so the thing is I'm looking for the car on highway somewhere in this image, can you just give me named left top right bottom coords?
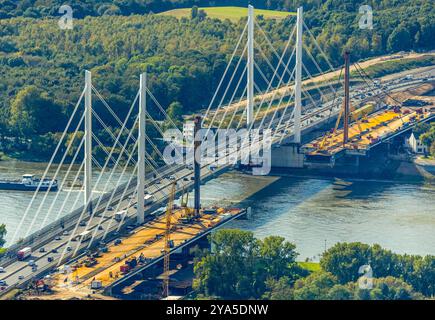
left=18, top=275, right=24, bottom=280
left=169, top=175, right=176, bottom=181
left=39, top=247, right=46, bottom=253
left=51, top=249, right=58, bottom=254
left=28, top=260, right=35, bottom=266
left=63, top=230, right=70, bottom=236
left=114, top=239, right=122, bottom=245
left=107, top=206, right=114, bottom=211
left=55, top=236, right=61, bottom=240
left=0, top=267, right=5, bottom=273
left=0, top=280, right=7, bottom=286
left=66, top=246, right=72, bottom=252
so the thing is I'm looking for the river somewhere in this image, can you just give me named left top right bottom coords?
left=1, top=160, right=434, bottom=260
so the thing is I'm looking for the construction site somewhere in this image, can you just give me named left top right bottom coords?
left=298, top=52, right=435, bottom=177
left=10, top=114, right=248, bottom=301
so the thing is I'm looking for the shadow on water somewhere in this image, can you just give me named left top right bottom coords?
left=224, top=173, right=435, bottom=260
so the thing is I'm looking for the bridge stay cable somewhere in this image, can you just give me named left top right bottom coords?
left=201, top=22, right=248, bottom=125
left=55, top=89, right=142, bottom=259
left=11, top=88, right=86, bottom=244
left=23, top=111, right=86, bottom=237
left=41, top=137, right=85, bottom=228
left=206, top=43, right=248, bottom=132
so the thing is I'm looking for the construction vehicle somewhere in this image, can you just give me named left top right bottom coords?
left=84, top=257, right=97, bottom=268
left=162, top=182, right=176, bottom=298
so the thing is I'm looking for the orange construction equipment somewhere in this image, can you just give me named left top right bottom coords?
left=162, top=181, right=176, bottom=298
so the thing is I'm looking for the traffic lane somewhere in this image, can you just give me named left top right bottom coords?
left=1, top=163, right=188, bottom=279
left=0, top=166, right=192, bottom=286
left=0, top=162, right=187, bottom=269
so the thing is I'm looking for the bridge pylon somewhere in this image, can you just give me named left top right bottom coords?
left=293, top=6, right=303, bottom=144
left=84, top=70, right=93, bottom=214
left=137, top=73, right=147, bottom=224
left=246, top=4, right=255, bottom=127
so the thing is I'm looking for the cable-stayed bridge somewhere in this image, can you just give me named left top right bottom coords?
left=1, top=6, right=432, bottom=295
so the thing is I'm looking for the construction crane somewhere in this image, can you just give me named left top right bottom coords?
left=162, top=181, right=176, bottom=298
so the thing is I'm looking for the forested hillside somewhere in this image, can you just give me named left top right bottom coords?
left=0, top=0, right=434, bottom=161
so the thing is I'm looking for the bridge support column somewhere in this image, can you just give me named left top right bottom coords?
left=137, top=73, right=146, bottom=224
left=84, top=70, right=92, bottom=214
left=271, top=143, right=304, bottom=168
left=247, top=4, right=254, bottom=127
left=294, top=7, right=303, bottom=144
left=194, top=115, right=202, bottom=216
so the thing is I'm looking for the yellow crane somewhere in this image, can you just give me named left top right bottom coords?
left=162, top=181, right=176, bottom=298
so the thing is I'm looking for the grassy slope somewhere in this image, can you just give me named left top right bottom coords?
left=159, top=6, right=294, bottom=22
left=298, top=261, right=321, bottom=273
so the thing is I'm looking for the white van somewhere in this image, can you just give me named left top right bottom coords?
left=144, top=194, right=155, bottom=206
left=115, top=210, right=127, bottom=222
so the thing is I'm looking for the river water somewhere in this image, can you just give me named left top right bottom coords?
left=1, top=160, right=434, bottom=260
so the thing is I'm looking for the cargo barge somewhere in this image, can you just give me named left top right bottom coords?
left=0, top=174, right=58, bottom=191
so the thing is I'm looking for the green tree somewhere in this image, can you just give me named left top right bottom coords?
left=409, top=256, right=435, bottom=297
left=293, top=271, right=338, bottom=300
left=259, top=235, right=306, bottom=282
left=327, top=284, right=354, bottom=300
left=193, top=229, right=261, bottom=299
left=387, top=25, right=412, bottom=52
left=193, top=230, right=305, bottom=299
left=167, top=101, right=184, bottom=126
left=320, top=242, right=371, bottom=284
left=0, top=223, right=6, bottom=248
left=262, top=276, right=294, bottom=300
left=363, top=277, right=423, bottom=300
left=9, top=86, right=65, bottom=137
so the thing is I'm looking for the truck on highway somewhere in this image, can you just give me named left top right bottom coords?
left=115, top=210, right=127, bottom=222
left=76, top=230, right=92, bottom=242
left=17, top=247, right=32, bottom=260
left=144, top=194, right=155, bottom=205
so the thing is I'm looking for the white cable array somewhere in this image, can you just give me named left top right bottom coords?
left=40, top=136, right=85, bottom=228
left=201, top=22, right=248, bottom=125
left=206, top=43, right=248, bottom=132
left=24, top=112, right=85, bottom=237
left=11, top=88, right=86, bottom=244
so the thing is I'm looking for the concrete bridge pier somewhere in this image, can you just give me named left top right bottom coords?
left=271, top=142, right=304, bottom=168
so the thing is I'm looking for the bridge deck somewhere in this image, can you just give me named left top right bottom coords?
left=302, top=107, right=433, bottom=158
left=49, top=208, right=242, bottom=294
